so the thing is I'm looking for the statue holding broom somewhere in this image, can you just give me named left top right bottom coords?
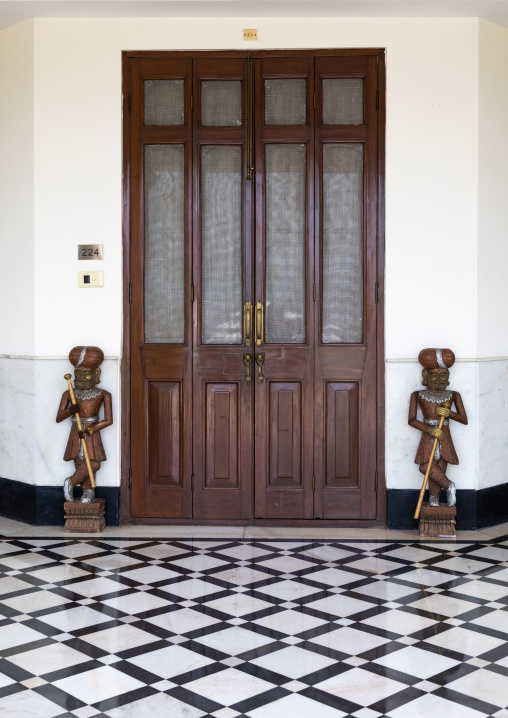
left=410, top=349, right=468, bottom=520
left=56, top=346, right=113, bottom=504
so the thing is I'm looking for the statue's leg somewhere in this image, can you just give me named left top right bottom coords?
left=70, top=459, right=100, bottom=487
left=419, top=460, right=450, bottom=506
left=81, top=462, right=100, bottom=503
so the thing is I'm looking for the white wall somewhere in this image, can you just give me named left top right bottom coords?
left=478, top=20, right=508, bottom=359
left=2, top=15, right=502, bottom=498
left=0, top=22, right=36, bottom=484
left=0, top=20, right=35, bottom=356
left=32, top=17, right=480, bottom=360
left=476, top=20, right=508, bottom=489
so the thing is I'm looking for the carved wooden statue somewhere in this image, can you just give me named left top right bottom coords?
left=56, top=346, right=113, bottom=503
left=409, top=348, right=468, bottom=510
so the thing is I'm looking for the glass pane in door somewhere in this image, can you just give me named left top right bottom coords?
left=265, top=144, right=306, bottom=344
left=265, top=79, right=306, bottom=125
left=322, top=79, right=363, bottom=125
left=322, top=143, right=363, bottom=343
left=201, top=145, right=242, bottom=344
left=201, top=81, right=242, bottom=126
left=144, top=145, right=185, bottom=343
left=144, top=80, right=185, bottom=125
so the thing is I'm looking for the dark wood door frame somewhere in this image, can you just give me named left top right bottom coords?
left=120, top=48, right=386, bottom=526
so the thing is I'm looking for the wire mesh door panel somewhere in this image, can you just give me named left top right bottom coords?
left=129, top=56, right=194, bottom=519
left=313, top=54, right=379, bottom=520
left=128, top=51, right=383, bottom=523
left=192, top=58, right=254, bottom=520
left=253, top=56, right=315, bottom=519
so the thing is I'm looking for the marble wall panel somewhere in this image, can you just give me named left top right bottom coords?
left=0, top=357, right=36, bottom=484
left=478, top=359, right=508, bottom=490
left=386, top=360, right=477, bottom=491
left=3, top=356, right=505, bottom=496
left=34, top=357, right=120, bottom=488
left=0, top=356, right=119, bottom=489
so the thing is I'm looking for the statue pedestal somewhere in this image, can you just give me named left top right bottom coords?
left=419, top=503, right=456, bottom=538
left=64, top=498, right=106, bottom=533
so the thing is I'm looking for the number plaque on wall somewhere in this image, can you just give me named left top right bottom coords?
left=78, top=244, right=103, bottom=260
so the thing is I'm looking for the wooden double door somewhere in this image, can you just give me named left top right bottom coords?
left=126, top=50, right=384, bottom=522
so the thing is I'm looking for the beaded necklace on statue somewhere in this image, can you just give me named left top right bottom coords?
left=74, top=388, right=102, bottom=400
left=418, top=389, right=453, bottom=404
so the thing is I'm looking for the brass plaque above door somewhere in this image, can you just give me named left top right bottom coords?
left=124, top=50, right=385, bottom=524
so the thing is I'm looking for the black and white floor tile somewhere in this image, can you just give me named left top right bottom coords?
left=1, top=534, right=508, bottom=716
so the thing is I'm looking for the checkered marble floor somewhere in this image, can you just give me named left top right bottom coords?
left=1, top=536, right=508, bottom=717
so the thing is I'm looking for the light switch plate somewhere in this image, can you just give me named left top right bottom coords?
left=78, top=271, right=104, bottom=288
left=243, top=29, right=257, bottom=41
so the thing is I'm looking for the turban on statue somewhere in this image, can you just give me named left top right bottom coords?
left=69, top=346, right=104, bottom=370
left=418, top=348, right=455, bottom=370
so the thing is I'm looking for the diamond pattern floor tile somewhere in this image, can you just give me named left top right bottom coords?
left=1, top=533, right=508, bottom=718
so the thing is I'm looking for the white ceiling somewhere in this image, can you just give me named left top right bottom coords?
left=2, top=0, right=508, bottom=32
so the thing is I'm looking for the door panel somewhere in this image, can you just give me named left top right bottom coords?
left=269, top=382, right=302, bottom=485
left=128, top=51, right=382, bottom=523
left=314, top=55, right=379, bottom=520
left=325, top=382, right=358, bottom=486
left=205, top=383, right=239, bottom=487
left=148, top=382, right=181, bottom=485
left=253, top=56, right=315, bottom=519
left=130, top=57, right=193, bottom=519
left=192, top=58, right=254, bottom=520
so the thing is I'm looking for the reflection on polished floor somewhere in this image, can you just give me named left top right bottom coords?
left=1, top=519, right=508, bottom=717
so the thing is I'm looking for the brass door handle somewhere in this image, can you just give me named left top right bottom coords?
left=243, top=354, right=252, bottom=384
left=255, top=302, right=264, bottom=346
left=243, top=302, right=252, bottom=346
left=255, top=353, right=265, bottom=384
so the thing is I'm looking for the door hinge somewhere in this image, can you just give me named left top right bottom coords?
left=128, top=468, right=132, bottom=490
left=191, top=474, right=194, bottom=491
left=312, top=474, right=315, bottom=491
left=376, top=90, right=379, bottom=112
left=313, top=92, right=316, bottom=111
left=129, top=282, right=132, bottom=304
left=375, top=470, right=378, bottom=492
left=375, top=282, right=379, bottom=304
left=128, top=94, right=132, bottom=113
left=191, top=284, right=194, bottom=302
left=313, top=284, right=316, bottom=301
left=190, top=94, right=194, bottom=112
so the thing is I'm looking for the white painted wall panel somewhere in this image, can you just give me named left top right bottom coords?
left=0, top=21, right=35, bottom=356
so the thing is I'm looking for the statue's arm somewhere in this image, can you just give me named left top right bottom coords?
left=88, top=391, right=113, bottom=434
left=450, top=392, right=468, bottom=425
left=56, top=390, right=73, bottom=423
left=408, top=391, right=432, bottom=435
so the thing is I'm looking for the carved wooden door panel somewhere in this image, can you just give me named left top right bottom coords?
left=191, top=58, right=254, bottom=519
left=127, top=51, right=382, bottom=522
left=129, top=57, right=194, bottom=518
left=313, top=55, right=379, bottom=519
left=252, top=57, right=315, bottom=519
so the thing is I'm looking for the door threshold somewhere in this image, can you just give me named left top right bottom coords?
left=123, top=518, right=386, bottom=528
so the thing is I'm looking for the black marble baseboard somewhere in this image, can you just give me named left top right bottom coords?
left=387, top=489, right=477, bottom=530
left=387, top=483, right=508, bottom=531
left=0, top=476, right=506, bottom=531
left=477, top=482, right=508, bottom=529
left=0, top=477, right=119, bottom=526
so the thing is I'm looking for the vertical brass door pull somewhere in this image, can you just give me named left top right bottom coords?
left=243, top=301, right=252, bottom=346
left=243, top=353, right=253, bottom=384
left=255, top=301, right=264, bottom=346
left=255, top=353, right=265, bottom=383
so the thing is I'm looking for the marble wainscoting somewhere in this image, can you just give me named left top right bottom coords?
left=477, top=358, right=508, bottom=527
left=0, top=355, right=120, bottom=526
left=0, top=357, right=36, bottom=485
left=386, top=358, right=508, bottom=530
left=385, top=359, right=477, bottom=530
